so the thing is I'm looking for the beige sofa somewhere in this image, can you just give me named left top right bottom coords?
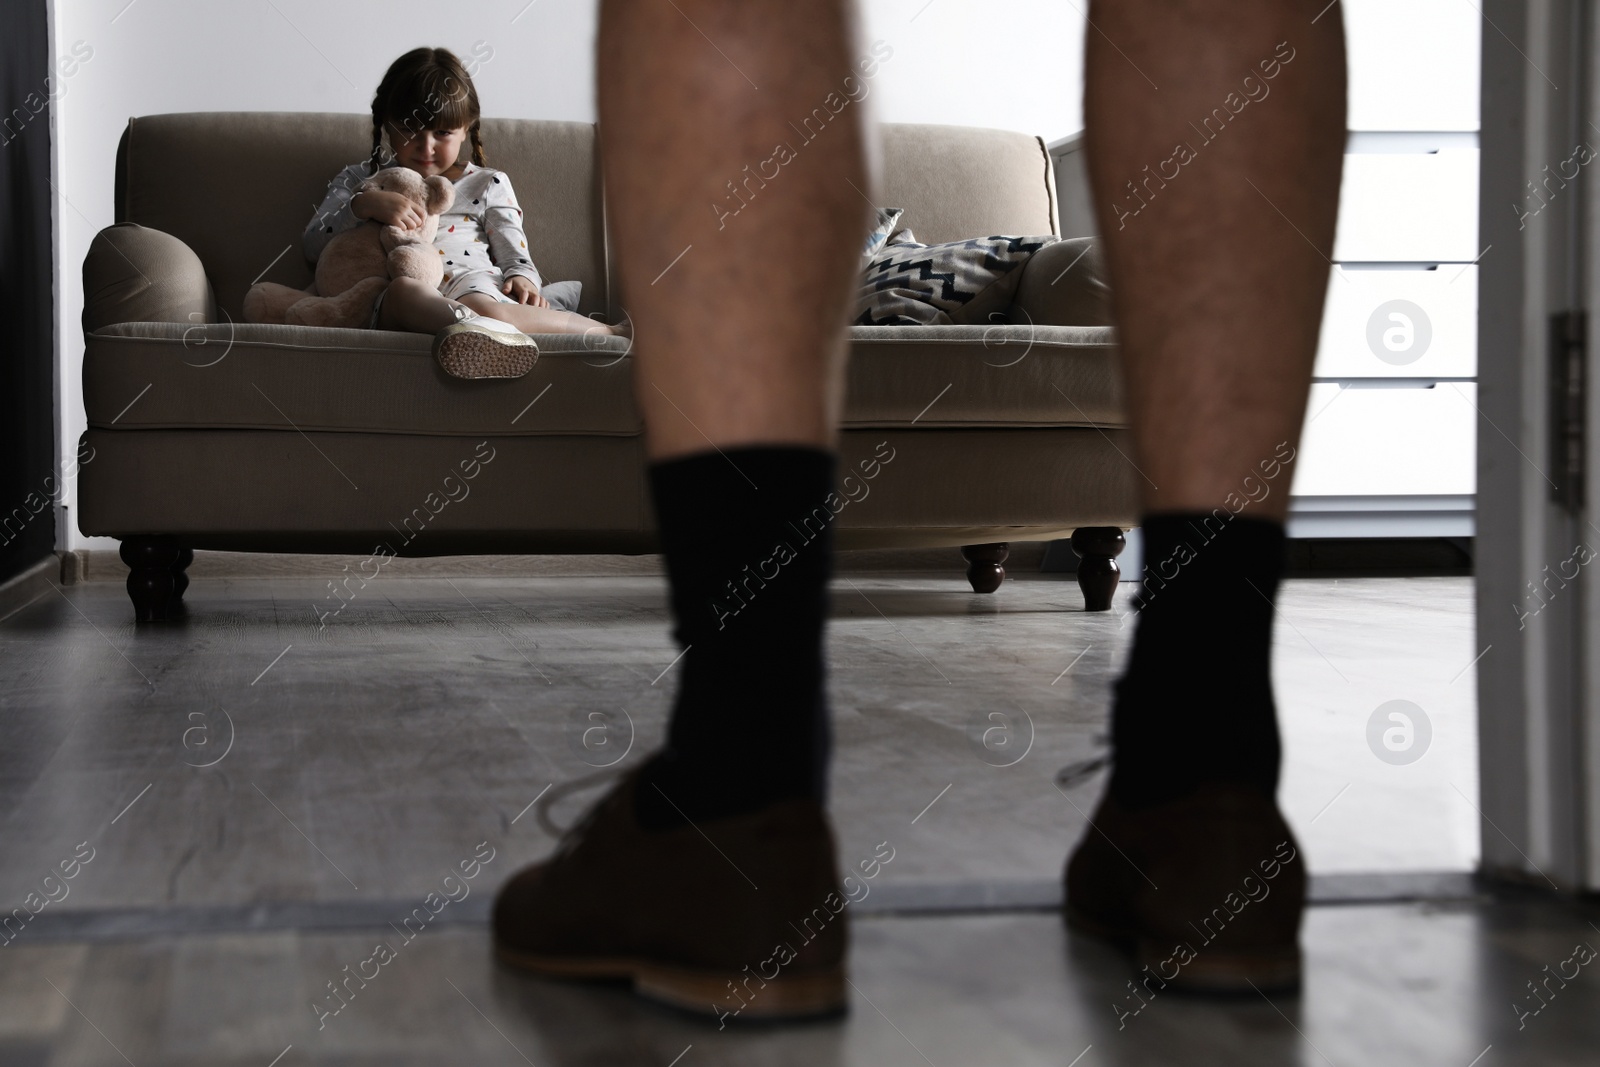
left=78, top=113, right=1135, bottom=621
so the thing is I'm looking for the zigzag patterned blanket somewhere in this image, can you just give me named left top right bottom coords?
left=856, top=234, right=1058, bottom=326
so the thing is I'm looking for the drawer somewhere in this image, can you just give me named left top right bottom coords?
left=1313, top=266, right=1477, bottom=378
left=1333, top=147, right=1480, bottom=263
left=1345, top=0, right=1481, bottom=132
left=1291, top=382, right=1477, bottom=496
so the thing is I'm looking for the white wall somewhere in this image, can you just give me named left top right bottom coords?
left=49, top=0, right=1088, bottom=550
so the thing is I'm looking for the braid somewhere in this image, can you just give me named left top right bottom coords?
left=367, top=115, right=384, bottom=175
left=470, top=122, right=486, bottom=166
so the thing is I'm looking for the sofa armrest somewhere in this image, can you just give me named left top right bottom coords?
left=1008, top=236, right=1113, bottom=328
left=82, top=222, right=217, bottom=333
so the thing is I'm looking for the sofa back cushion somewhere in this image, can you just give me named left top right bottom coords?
left=115, top=112, right=607, bottom=320
left=112, top=115, right=1053, bottom=325
left=878, top=124, right=1060, bottom=245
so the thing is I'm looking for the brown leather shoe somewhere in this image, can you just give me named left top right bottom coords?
left=1064, top=783, right=1305, bottom=993
left=492, top=769, right=848, bottom=1022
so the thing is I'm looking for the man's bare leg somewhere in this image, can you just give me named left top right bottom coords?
left=492, top=0, right=868, bottom=1019
left=1064, top=0, right=1346, bottom=992
left=1086, top=1, right=1344, bottom=517
left=597, top=1, right=867, bottom=457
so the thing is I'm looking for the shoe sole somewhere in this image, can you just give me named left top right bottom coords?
left=1064, top=905, right=1301, bottom=995
left=495, top=945, right=847, bottom=1020
left=433, top=323, right=539, bottom=380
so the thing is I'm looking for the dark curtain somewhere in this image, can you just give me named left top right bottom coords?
left=0, top=0, right=58, bottom=583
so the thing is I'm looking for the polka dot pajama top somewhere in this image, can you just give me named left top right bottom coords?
left=303, top=161, right=545, bottom=304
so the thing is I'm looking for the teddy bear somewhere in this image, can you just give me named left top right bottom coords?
left=243, top=166, right=455, bottom=329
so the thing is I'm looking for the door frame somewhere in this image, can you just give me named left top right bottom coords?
left=1477, top=0, right=1598, bottom=890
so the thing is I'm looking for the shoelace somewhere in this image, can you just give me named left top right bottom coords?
left=536, top=768, right=628, bottom=853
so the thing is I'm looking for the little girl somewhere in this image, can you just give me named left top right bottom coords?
left=304, top=47, right=624, bottom=379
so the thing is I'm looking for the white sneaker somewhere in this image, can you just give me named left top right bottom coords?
left=463, top=311, right=522, bottom=334
left=433, top=308, right=538, bottom=380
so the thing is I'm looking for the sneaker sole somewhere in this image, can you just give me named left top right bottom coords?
left=433, top=323, right=539, bottom=380
left=1064, top=905, right=1301, bottom=995
left=495, top=945, right=847, bottom=1020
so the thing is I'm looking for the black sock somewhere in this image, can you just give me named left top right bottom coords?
left=633, top=446, right=836, bottom=829
left=1108, top=513, right=1286, bottom=809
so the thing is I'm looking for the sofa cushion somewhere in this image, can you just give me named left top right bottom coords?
left=843, top=324, right=1122, bottom=427
left=82, top=322, right=1122, bottom=437
left=856, top=235, right=1057, bottom=326
left=116, top=113, right=608, bottom=321
left=1008, top=237, right=1113, bottom=328
left=878, top=124, right=1059, bottom=245
left=83, top=322, right=641, bottom=436
left=541, top=279, right=582, bottom=312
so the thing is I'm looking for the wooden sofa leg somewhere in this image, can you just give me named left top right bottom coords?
left=1070, top=527, right=1126, bottom=612
left=961, top=543, right=1009, bottom=593
left=120, top=536, right=192, bottom=623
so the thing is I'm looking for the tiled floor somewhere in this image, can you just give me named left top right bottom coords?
left=1, top=562, right=1582, bottom=1066
left=6, top=895, right=1600, bottom=1067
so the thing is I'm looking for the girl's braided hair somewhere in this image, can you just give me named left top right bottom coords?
left=367, top=47, right=485, bottom=175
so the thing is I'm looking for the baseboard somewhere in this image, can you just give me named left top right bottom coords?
left=59, top=548, right=91, bottom=585
left=1041, top=536, right=1473, bottom=577
left=6, top=871, right=1486, bottom=943
left=0, top=555, right=56, bottom=623
left=854, top=871, right=1484, bottom=915
left=1284, top=536, right=1473, bottom=576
